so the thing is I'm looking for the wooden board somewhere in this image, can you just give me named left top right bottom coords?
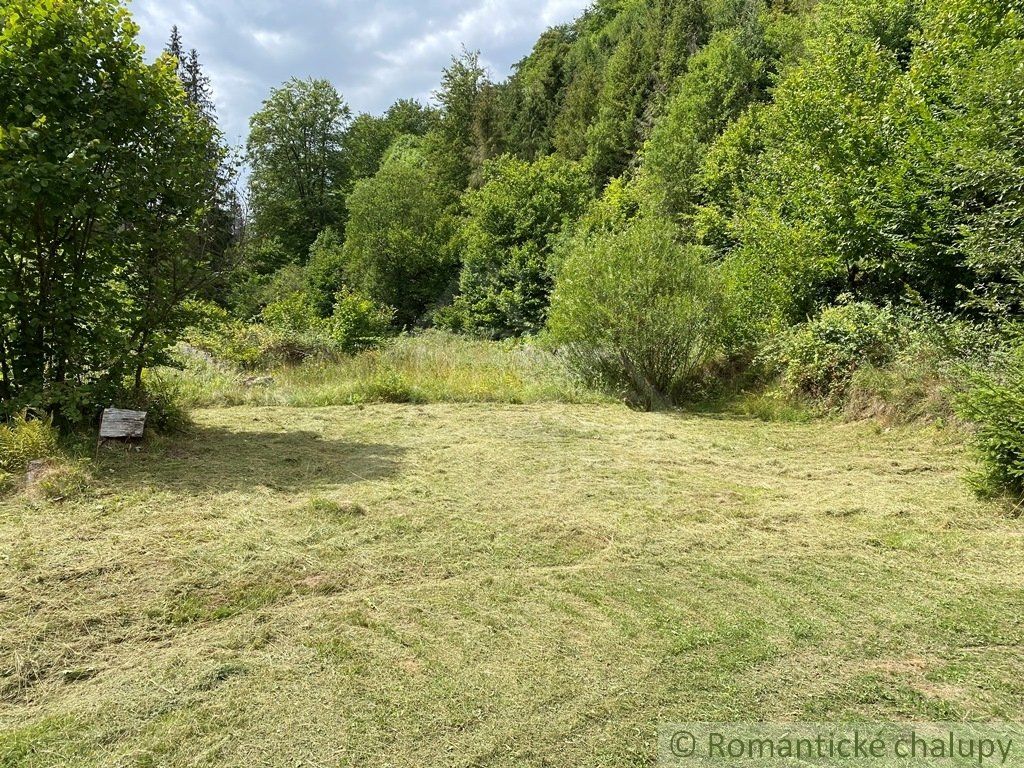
left=99, top=408, right=147, bottom=439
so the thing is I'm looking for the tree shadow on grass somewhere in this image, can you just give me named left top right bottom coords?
left=95, top=425, right=407, bottom=494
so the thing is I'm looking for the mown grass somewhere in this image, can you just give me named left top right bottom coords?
left=1, top=403, right=1021, bottom=766
left=156, top=330, right=608, bottom=409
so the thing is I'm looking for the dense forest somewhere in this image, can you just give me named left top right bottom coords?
left=2, top=0, right=1024, bottom=496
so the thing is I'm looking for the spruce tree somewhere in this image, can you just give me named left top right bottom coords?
left=184, top=48, right=215, bottom=119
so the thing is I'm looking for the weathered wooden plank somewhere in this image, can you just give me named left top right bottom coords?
left=99, top=408, right=147, bottom=439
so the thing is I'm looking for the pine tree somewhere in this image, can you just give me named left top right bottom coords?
left=164, top=28, right=215, bottom=119
left=166, top=25, right=185, bottom=78
left=184, top=48, right=215, bottom=119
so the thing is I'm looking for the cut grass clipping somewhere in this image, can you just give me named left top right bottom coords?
left=2, top=403, right=1021, bottom=766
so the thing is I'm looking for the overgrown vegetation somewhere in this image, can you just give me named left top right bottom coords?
left=5, top=0, right=1024, bottom=760
left=164, top=331, right=603, bottom=408
left=0, top=413, right=58, bottom=474
left=957, top=345, right=1024, bottom=499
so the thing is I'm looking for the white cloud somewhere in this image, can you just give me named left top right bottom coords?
left=249, top=28, right=299, bottom=56
left=129, top=0, right=592, bottom=145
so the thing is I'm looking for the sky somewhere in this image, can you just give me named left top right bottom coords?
left=130, top=0, right=593, bottom=148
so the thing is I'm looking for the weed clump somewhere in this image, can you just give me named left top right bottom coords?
left=0, top=413, right=59, bottom=474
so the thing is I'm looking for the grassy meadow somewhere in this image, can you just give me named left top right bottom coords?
left=2, top=401, right=1022, bottom=766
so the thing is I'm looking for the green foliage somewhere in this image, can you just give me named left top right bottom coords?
left=343, top=99, right=438, bottom=183
left=304, top=228, right=348, bottom=316
left=957, top=344, right=1024, bottom=498
left=0, top=0, right=226, bottom=422
left=188, top=321, right=291, bottom=369
left=570, top=175, right=654, bottom=238
left=423, top=51, right=493, bottom=194
left=843, top=307, right=993, bottom=424
left=247, top=78, right=351, bottom=260
left=0, top=413, right=59, bottom=473
left=262, top=291, right=322, bottom=336
left=7, top=0, right=1024, bottom=458
left=765, top=301, right=899, bottom=406
left=453, top=155, right=592, bottom=338
left=110, top=374, right=192, bottom=435
left=263, top=288, right=393, bottom=355
left=643, top=11, right=792, bottom=217
left=921, top=0, right=1024, bottom=318
left=547, top=217, right=727, bottom=409
left=716, top=0, right=1024, bottom=342
left=225, top=238, right=295, bottom=318
left=162, top=330, right=602, bottom=408
left=342, top=142, right=458, bottom=326
left=500, top=27, right=574, bottom=160
left=324, top=289, right=396, bottom=354
left=191, top=286, right=393, bottom=368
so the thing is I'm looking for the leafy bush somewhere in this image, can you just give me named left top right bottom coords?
left=188, top=320, right=290, bottom=369
left=262, top=291, right=323, bottom=335
left=113, top=375, right=193, bottom=435
left=0, top=413, right=60, bottom=473
left=325, top=289, right=396, bottom=354
left=766, top=301, right=898, bottom=406
left=547, top=217, right=728, bottom=409
left=189, top=289, right=393, bottom=369
left=957, top=346, right=1024, bottom=499
left=843, top=308, right=995, bottom=424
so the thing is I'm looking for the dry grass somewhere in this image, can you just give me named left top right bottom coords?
left=1, top=403, right=1022, bottom=766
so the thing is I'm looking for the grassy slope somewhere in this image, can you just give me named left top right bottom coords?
left=1, top=404, right=1022, bottom=766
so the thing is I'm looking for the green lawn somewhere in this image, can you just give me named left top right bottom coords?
left=1, top=404, right=1022, bottom=766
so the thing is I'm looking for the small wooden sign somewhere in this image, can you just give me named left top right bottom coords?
left=99, top=408, right=147, bottom=439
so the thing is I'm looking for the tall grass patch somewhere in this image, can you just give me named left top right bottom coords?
left=156, top=331, right=606, bottom=408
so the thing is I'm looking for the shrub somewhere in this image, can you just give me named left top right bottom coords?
left=843, top=308, right=995, bottom=425
left=188, top=320, right=289, bottom=369
left=766, top=301, right=898, bottom=406
left=325, top=289, right=396, bottom=354
left=546, top=217, right=728, bottom=409
left=113, top=375, right=193, bottom=435
left=0, top=413, right=60, bottom=473
left=262, top=291, right=322, bottom=335
left=957, top=346, right=1024, bottom=499
left=188, top=289, right=394, bottom=369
